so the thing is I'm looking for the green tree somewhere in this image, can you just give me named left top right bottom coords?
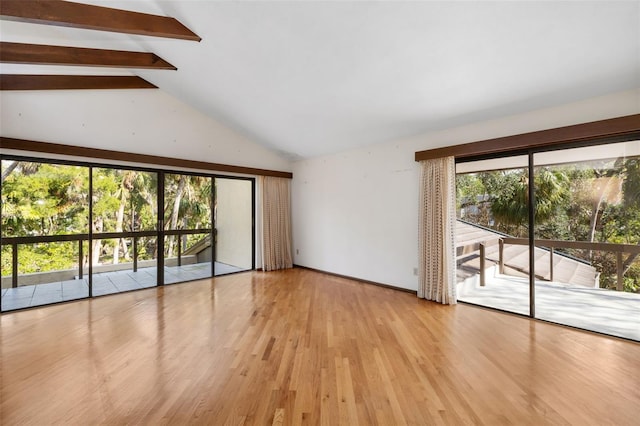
left=475, top=168, right=570, bottom=236
left=163, top=174, right=211, bottom=257
left=2, top=162, right=88, bottom=275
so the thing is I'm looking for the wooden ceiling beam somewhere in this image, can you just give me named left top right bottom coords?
left=0, top=0, right=201, bottom=41
left=0, top=74, right=157, bottom=90
left=0, top=42, right=177, bottom=70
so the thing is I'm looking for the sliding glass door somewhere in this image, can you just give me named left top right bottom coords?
left=91, top=167, right=158, bottom=296
left=455, top=140, right=640, bottom=341
left=1, top=155, right=256, bottom=312
left=455, top=155, right=532, bottom=316
left=1, top=160, right=89, bottom=310
left=533, top=141, right=640, bottom=340
left=162, top=173, right=214, bottom=284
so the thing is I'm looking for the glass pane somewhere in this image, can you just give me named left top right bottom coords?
left=215, top=178, right=253, bottom=275
left=91, top=237, right=157, bottom=296
left=455, top=156, right=531, bottom=315
left=163, top=174, right=212, bottom=284
left=2, top=161, right=88, bottom=237
left=92, top=168, right=157, bottom=233
left=1, top=241, right=89, bottom=310
left=1, top=161, right=89, bottom=310
left=164, top=174, right=212, bottom=230
left=534, top=141, right=640, bottom=341
left=163, top=232, right=212, bottom=284
left=91, top=168, right=158, bottom=295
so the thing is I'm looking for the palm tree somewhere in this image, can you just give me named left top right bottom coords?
left=484, top=168, right=570, bottom=236
left=164, top=174, right=212, bottom=258
left=1, top=161, right=40, bottom=182
left=112, top=170, right=138, bottom=264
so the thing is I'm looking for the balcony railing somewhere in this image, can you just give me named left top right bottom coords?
left=457, top=237, right=640, bottom=290
left=1, top=229, right=212, bottom=288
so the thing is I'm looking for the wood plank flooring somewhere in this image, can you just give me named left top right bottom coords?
left=1, top=268, right=638, bottom=425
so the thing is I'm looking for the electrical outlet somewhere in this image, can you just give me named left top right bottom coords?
left=296, top=249, right=299, bottom=255
left=413, top=267, right=418, bottom=276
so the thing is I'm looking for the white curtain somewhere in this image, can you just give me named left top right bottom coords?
left=260, top=176, right=293, bottom=271
left=418, top=156, right=457, bottom=304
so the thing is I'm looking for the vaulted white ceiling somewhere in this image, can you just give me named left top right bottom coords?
left=1, top=1, right=639, bottom=159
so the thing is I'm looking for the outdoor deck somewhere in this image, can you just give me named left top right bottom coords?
left=456, top=220, right=598, bottom=287
left=458, top=272, right=640, bottom=341
left=1, top=262, right=244, bottom=311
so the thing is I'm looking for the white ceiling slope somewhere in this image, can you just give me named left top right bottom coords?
left=1, top=1, right=639, bottom=159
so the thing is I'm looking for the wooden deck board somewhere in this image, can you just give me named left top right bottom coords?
left=456, top=221, right=598, bottom=287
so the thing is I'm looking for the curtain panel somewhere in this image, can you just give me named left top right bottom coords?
left=418, top=156, right=457, bottom=304
left=261, top=176, right=293, bottom=271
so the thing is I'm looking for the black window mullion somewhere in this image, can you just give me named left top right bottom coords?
left=251, top=178, right=256, bottom=271
left=0, top=155, right=3, bottom=313
left=211, top=176, right=216, bottom=277
left=157, top=171, right=164, bottom=286
left=88, top=166, right=93, bottom=298
left=528, top=153, right=535, bottom=318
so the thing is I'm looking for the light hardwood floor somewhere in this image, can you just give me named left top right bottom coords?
left=1, top=268, right=638, bottom=425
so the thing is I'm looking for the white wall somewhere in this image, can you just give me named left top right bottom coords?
left=291, top=89, right=640, bottom=291
left=216, top=178, right=253, bottom=269
left=1, top=89, right=291, bottom=271
left=0, top=89, right=291, bottom=172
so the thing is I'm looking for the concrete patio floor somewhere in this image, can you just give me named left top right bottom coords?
left=1, top=262, right=245, bottom=311
left=458, top=273, right=640, bottom=341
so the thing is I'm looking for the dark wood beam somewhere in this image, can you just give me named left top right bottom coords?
left=0, top=42, right=177, bottom=70
left=0, top=0, right=201, bottom=41
left=415, top=114, right=640, bottom=161
left=0, top=138, right=294, bottom=179
left=0, top=74, right=157, bottom=90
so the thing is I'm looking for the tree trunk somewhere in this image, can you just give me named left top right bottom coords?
left=623, top=252, right=639, bottom=276
left=587, top=176, right=614, bottom=260
left=2, top=161, right=40, bottom=182
left=121, top=238, right=130, bottom=261
left=113, top=192, right=126, bottom=265
left=1, top=161, right=18, bottom=182
left=166, top=175, right=186, bottom=258
left=92, top=217, right=103, bottom=265
left=144, top=193, right=156, bottom=222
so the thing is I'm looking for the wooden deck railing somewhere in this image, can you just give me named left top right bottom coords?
left=1, top=229, right=211, bottom=288
left=457, top=237, right=640, bottom=290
